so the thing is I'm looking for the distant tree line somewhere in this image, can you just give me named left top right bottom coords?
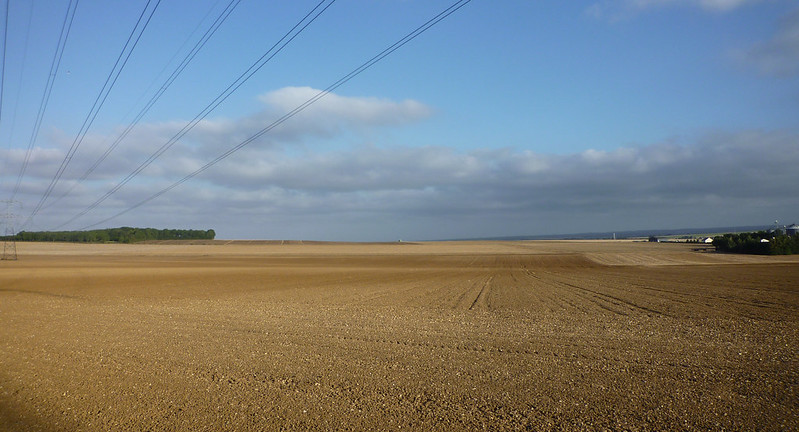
left=712, top=231, right=799, bottom=255
left=7, top=227, right=215, bottom=244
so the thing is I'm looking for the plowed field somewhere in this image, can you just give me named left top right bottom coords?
left=1, top=241, right=797, bottom=431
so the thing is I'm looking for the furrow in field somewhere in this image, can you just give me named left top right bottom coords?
left=468, top=276, right=491, bottom=310
left=535, top=268, right=676, bottom=318
left=553, top=269, right=677, bottom=317
left=520, top=269, right=589, bottom=314
left=564, top=265, right=799, bottom=320
left=521, top=269, right=631, bottom=316
left=450, top=274, right=492, bottom=310
left=489, top=270, right=560, bottom=313
left=555, top=277, right=670, bottom=318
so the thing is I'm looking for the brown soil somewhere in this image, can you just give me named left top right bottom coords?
left=1, top=240, right=797, bottom=431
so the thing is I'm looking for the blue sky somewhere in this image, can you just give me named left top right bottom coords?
left=1, top=0, right=797, bottom=240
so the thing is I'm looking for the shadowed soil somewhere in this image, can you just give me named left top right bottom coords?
left=1, top=241, right=797, bottom=431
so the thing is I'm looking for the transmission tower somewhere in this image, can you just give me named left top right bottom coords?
left=1, top=200, right=20, bottom=260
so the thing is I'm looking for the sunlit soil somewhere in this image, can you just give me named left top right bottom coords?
left=1, top=240, right=797, bottom=431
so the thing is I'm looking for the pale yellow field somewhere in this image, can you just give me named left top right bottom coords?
left=1, top=240, right=797, bottom=431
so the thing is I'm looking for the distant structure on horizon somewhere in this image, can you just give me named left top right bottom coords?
left=1, top=200, right=19, bottom=261
left=787, top=224, right=799, bottom=236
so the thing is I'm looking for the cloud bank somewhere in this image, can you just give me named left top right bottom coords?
left=1, top=88, right=796, bottom=240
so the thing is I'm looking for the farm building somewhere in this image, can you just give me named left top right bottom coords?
left=787, top=224, right=799, bottom=236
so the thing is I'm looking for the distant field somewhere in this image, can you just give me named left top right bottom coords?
left=1, top=241, right=797, bottom=431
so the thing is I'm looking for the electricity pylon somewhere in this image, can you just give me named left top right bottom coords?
left=1, top=200, right=20, bottom=260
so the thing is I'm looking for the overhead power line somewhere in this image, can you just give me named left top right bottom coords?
left=1, top=200, right=20, bottom=260
left=43, top=0, right=242, bottom=211
left=0, top=0, right=34, bottom=185
left=76, top=0, right=473, bottom=231
left=0, top=0, right=9, bottom=126
left=53, top=0, right=338, bottom=230
left=10, top=0, right=79, bottom=202
left=22, top=0, right=162, bottom=228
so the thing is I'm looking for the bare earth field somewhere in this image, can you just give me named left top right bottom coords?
left=1, top=240, right=797, bottom=431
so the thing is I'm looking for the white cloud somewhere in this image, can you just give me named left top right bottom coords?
left=256, top=86, right=433, bottom=137
left=1, top=87, right=433, bottom=188
left=699, top=0, right=754, bottom=11
left=587, top=0, right=763, bottom=19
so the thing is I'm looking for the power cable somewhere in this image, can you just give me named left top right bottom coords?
left=52, top=0, right=337, bottom=230
left=0, top=0, right=9, bottom=126
left=22, top=0, right=162, bottom=227
left=0, top=0, right=9, bottom=191
left=116, top=0, right=228, bottom=123
left=76, top=0, right=473, bottom=230
left=10, top=0, right=79, bottom=201
left=42, top=0, right=241, bottom=211
left=0, top=0, right=34, bottom=183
